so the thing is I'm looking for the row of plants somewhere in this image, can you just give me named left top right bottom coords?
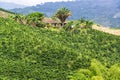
left=0, top=17, right=120, bottom=79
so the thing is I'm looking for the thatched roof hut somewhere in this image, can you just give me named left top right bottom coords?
left=42, top=18, right=67, bottom=26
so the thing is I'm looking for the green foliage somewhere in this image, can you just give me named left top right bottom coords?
left=63, top=18, right=94, bottom=31
left=90, top=59, right=107, bottom=76
left=26, top=12, right=44, bottom=26
left=91, top=76, right=104, bottom=80
left=79, top=17, right=94, bottom=28
left=69, top=69, right=92, bottom=80
left=109, top=64, right=120, bottom=80
left=10, top=14, right=26, bottom=24
left=55, top=7, right=71, bottom=26
left=69, top=59, right=120, bottom=80
left=27, top=12, right=44, bottom=21
left=85, top=20, right=94, bottom=28
left=46, top=23, right=53, bottom=28
left=63, top=21, right=74, bottom=30
left=36, top=21, right=46, bottom=28
left=10, top=12, right=46, bottom=27
left=64, top=21, right=81, bottom=30
left=0, top=17, right=120, bottom=79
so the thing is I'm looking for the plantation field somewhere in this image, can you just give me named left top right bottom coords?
left=0, top=17, right=120, bottom=80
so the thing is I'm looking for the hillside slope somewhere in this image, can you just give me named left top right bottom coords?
left=92, top=25, right=120, bottom=36
left=0, top=17, right=120, bottom=79
left=0, top=8, right=14, bottom=18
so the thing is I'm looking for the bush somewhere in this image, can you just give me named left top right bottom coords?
left=63, top=21, right=80, bottom=31
left=36, top=22, right=46, bottom=28
left=26, top=12, right=44, bottom=26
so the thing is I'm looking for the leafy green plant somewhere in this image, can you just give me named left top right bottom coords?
left=55, top=7, right=71, bottom=26
left=26, top=12, right=44, bottom=26
left=0, top=17, right=120, bottom=80
left=79, top=17, right=94, bottom=28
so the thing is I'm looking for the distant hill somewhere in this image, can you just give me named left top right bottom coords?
left=11, top=0, right=120, bottom=27
left=0, top=8, right=14, bottom=18
left=0, top=1, right=26, bottom=10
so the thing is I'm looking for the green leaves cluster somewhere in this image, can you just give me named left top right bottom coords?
left=26, top=12, right=44, bottom=26
left=69, top=59, right=120, bottom=80
left=55, top=7, right=71, bottom=25
left=10, top=12, right=45, bottom=27
left=0, top=17, right=120, bottom=79
left=63, top=18, right=95, bottom=31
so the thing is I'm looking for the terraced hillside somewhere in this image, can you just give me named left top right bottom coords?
left=0, top=17, right=120, bottom=80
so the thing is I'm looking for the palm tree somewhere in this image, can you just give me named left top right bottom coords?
left=55, top=7, right=71, bottom=26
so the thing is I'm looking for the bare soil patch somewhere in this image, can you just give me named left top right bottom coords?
left=92, top=25, right=120, bottom=36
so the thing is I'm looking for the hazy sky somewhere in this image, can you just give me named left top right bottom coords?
left=0, top=0, right=73, bottom=6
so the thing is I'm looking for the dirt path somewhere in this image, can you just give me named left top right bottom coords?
left=92, top=25, right=120, bottom=36
left=0, top=11, right=12, bottom=18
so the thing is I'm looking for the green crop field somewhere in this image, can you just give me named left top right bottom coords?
left=0, top=17, right=120, bottom=80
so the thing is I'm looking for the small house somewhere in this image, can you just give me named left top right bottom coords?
left=42, top=18, right=67, bottom=27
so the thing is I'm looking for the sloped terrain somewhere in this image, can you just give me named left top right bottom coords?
left=0, top=17, right=120, bottom=79
left=92, top=25, right=120, bottom=36
left=0, top=8, right=14, bottom=18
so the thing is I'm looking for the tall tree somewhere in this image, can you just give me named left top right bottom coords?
left=55, top=7, right=71, bottom=26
